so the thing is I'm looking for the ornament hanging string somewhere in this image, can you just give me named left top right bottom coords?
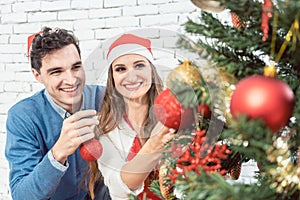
left=264, top=10, right=278, bottom=78
left=265, top=13, right=300, bottom=77
left=275, top=17, right=300, bottom=63
left=270, top=11, right=278, bottom=60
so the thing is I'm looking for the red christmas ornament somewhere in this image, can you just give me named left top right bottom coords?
left=198, top=104, right=211, bottom=118
left=230, top=75, right=295, bottom=133
left=261, top=0, right=273, bottom=41
left=80, top=138, right=103, bottom=162
left=231, top=12, right=245, bottom=30
left=154, top=89, right=194, bottom=130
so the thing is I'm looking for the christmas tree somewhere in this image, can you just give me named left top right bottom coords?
left=148, top=0, right=300, bottom=199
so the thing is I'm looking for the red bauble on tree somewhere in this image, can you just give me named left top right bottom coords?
left=198, top=104, right=211, bottom=118
left=154, top=89, right=194, bottom=130
left=230, top=75, right=295, bottom=133
left=80, top=138, right=103, bottom=162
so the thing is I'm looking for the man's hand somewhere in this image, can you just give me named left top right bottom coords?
left=51, top=110, right=99, bottom=164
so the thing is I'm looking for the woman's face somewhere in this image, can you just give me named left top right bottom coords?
left=111, top=54, right=152, bottom=101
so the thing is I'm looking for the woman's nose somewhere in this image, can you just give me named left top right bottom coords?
left=126, top=69, right=138, bottom=81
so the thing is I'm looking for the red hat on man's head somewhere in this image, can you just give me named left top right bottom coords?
left=27, top=31, right=42, bottom=57
left=106, top=34, right=154, bottom=66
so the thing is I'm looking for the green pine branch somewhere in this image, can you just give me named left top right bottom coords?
left=183, top=0, right=300, bottom=80
left=174, top=170, right=276, bottom=200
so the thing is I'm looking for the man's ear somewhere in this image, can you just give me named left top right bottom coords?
left=32, top=68, right=43, bottom=83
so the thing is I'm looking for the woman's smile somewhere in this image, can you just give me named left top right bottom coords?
left=123, top=82, right=143, bottom=90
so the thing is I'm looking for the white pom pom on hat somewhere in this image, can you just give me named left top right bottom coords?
left=106, top=34, right=154, bottom=66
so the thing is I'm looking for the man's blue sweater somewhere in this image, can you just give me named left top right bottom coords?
left=5, top=85, right=105, bottom=200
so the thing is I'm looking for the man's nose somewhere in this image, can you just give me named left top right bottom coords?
left=63, top=70, right=76, bottom=84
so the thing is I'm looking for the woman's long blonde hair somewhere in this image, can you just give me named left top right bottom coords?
left=88, top=62, right=164, bottom=199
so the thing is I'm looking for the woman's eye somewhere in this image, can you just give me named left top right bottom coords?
left=115, top=67, right=126, bottom=72
left=135, top=63, right=145, bottom=69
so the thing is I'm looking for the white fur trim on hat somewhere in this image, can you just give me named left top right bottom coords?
left=107, top=43, right=154, bottom=66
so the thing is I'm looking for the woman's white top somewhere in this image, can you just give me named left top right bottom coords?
left=97, top=118, right=144, bottom=200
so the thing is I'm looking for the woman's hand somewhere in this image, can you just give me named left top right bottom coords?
left=144, top=122, right=176, bottom=153
left=120, top=122, right=176, bottom=190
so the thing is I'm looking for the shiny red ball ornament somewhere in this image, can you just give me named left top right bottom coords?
left=198, top=104, right=211, bottom=118
left=230, top=75, right=295, bottom=133
left=154, top=89, right=194, bottom=130
left=80, top=138, right=103, bottom=162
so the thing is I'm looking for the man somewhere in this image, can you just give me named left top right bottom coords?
left=5, top=27, right=110, bottom=199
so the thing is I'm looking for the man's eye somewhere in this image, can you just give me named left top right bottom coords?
left=72, top=65, right=82, bottom=70
left=50, top=70, right=61, bottom=75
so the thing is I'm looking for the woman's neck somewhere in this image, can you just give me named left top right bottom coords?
left=124, top=96, right=149, bottom=137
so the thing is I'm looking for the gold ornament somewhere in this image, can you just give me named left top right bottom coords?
left=220, top=70, right=237, bottom=124
left=191, top=0, right=225, bottom=13
left=266, top=137, right=300, bottom=194
left=159, top=163, right=174, bottom=199
left=264, top=65, right=277, bottom=77
left=166, top=60, right=203, bottom=90
left=231, top=12, right=246, bottom=30
left=229, top=161, right=241, bottom=180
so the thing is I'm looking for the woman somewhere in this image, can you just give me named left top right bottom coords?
left=88, top=34, right=175, bottom=199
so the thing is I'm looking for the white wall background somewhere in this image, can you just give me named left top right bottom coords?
left=0, top=0, right=257, bottom=199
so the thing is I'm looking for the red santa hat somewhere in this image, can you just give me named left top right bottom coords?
left=106, top=34, right=154, bottom=66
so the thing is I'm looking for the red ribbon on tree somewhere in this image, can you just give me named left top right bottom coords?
left=261, top=0, right=273, bottom=41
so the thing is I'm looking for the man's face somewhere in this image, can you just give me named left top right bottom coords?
left=32, top=44, right=85, bottom=113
